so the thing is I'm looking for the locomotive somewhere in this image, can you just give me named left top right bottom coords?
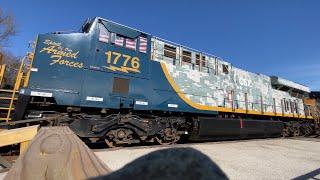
left=8, top=17, right=319, bottom=147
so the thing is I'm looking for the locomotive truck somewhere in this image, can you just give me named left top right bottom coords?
left=0, top=17, right=319, bottom=147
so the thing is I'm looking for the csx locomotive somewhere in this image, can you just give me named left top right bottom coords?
left=13, top=17, right=319, bottom=147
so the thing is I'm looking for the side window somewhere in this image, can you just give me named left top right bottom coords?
left=182, top=50, right=192, bottom=63
left=98, top=23, right=110, bottom=43
left=222, top=64, right=229, bottom=74
left=195, top=54, right=201, bottom=66
left=164, top=44, right=176, bottom=59
left=202, top=56, right=206, bottom=67
left=196, top=54, right=208, bottom=72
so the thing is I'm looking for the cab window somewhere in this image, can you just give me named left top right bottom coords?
left=98, top=23, right=110, bottom=43
left=98, top=22, right=148, bottom=53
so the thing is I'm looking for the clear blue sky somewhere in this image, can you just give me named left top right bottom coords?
left=1, top=0, right=320, bottom=90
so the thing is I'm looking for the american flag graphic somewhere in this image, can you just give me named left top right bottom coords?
left=139, top=37, right=147, bottom=53
left=114, top=36, right=124, bottom=46
left=98, top=24, right=109, bottom=43
left=125, top=38, right=136, bottom=50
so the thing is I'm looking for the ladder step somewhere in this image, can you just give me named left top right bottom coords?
left=0, top=89, right=18, bottom=93
left=0, top=118, right=12, bottom=121
left=0, top=107, right=14, bottom=110
left=0, top=97, right=18, bottom=100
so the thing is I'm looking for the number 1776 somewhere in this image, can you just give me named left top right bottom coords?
left=105, top=51, right=140, bottom=69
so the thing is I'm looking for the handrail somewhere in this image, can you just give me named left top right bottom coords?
left=0, top=64, right=6, bottom=87
left=5, top=56, right=26, bottom=122
left=0, top=55, right=30, bottom=122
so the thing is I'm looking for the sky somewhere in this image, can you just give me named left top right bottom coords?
left=1, top=0, right=320, bottom=90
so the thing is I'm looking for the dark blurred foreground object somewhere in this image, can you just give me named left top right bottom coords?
left=92, top=147, right=228, bottom=180
left=5, top=126, right=111, bottom=180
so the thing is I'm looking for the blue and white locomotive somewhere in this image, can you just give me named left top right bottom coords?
left=14, top=17, right=317, bottom=146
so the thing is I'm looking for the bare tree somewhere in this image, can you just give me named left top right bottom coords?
left=1, top=51, right=20, bottom=88
left=0, top=8, right=15, bottom=47
left=0, top=8, right=18, bottom=88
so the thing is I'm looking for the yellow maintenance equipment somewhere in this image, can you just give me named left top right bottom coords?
left=0, top=52, right=34, bottom=122
left=0, top=125, right=39, bottom=154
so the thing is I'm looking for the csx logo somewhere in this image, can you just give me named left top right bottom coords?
left=105, top=51, right=140, bottom=73
left=238, top=78, right=252, bottom=87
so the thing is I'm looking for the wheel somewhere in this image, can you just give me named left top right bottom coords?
left=105, top=138, right=117, bottom=148
left=104, top=128, right=138, bottom=148
left=282, top=126, right=290, bottom=137
left=155, top=136, right=180, bottom=145
left=155, top=128, right=180, bottom=145
left=293, top=125, right=301, bottom=137
left=304, top=128, right=311, bottom=136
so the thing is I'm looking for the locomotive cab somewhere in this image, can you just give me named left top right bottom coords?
left=15, top=17, right=152, bottom=120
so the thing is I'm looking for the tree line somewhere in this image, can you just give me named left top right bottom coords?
left=0, top=8, right=20, bottom=88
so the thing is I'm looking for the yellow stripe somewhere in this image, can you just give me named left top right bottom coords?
left=160, top=62, right=311, bottom=119
left=307, top=116, right=313, bottom=119
left=263, top=112, right=276, bottom=116
left=234, top=109, right=247, bottom=113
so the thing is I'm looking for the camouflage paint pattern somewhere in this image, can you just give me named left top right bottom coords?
left=152, top=38, right=306, bottom=117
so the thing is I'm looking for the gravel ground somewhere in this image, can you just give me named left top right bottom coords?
left=95, top=138, right=320, bottom=180
left=0, top=173, right=6, bottom=180
left=1, top=138, right=319, bottom=179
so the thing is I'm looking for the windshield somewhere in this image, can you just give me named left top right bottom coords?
left=80, top=18, right=93, bottom=33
